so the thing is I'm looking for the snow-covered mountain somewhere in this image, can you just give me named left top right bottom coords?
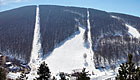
left=1, top=5, right=140, bottom=79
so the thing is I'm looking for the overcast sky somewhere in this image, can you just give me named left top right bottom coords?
left=0, top=0, right=140, bottom=17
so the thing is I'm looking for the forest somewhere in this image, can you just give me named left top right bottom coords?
left=0, top=6, right=36, bottom=63
left=90, top=9, right=140, bottom=68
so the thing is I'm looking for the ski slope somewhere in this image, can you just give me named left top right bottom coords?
left=125, top=24, right=140, bottom=38
left=86, top=9, right=95, bottom=74
left=28, top=5, right=43, bottom=79
left=45, top=26, right=94, bottom=74
left=111, top=15, right=140, bottom=38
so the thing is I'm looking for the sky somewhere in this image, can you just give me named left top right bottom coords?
left=0, top=0, right=140, bottom=17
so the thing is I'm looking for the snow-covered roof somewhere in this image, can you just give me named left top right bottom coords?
left=6, top=62, right=12, bottom=65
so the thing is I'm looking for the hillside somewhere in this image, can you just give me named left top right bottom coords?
left=0, top=5, right=140, bottom=79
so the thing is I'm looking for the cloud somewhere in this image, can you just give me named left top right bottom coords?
left=0, top=0, right=27, bottom=5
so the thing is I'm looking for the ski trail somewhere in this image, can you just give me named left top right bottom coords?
left=86, top=9, right=95, bottom=75
left=125, top=24, right=140, bottom=38
left=111, top=15, right=140, bottom=38
left=45, top=27, right=86, bottom=74
left=28, top=6, right=42, bottom=79
left=87, top=9, right=93, bottom=54
left=30, top=6, right=42, bottom=64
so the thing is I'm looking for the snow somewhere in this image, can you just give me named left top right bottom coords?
left=7, top=72, right=21, bottom=79
left=125, top=24, right=140, bottom=38
left=86, top=9, right=95, bottom=74
left=6, top=62, right=12, bottom=65
left=111, top=15, right=121, bottom=20
left=9, top=65, right=15, bottom=69
left=29, top=5, right=42, bottom=63
left=28, top=5, right=43, bottom=79
left=90, top=58, right=126, bottom=80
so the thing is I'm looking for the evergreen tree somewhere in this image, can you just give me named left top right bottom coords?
left=76, top=68, right=90, bottom=80
left=52, top=76, right=57, bottom=80
left=116, top=54, right=140, bottom=80
left=0, top=67, right=6, bottom=80
left=36, top=61, right=51, bottom=80
left=59, top=72, right=67, bottom=80
left=135, top=67, right=140, bottom=80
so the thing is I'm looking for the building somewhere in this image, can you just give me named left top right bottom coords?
left=0, top=55, right=6, bottom=66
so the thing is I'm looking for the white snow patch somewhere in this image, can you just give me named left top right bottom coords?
left=125, top=24, right=140, bottom=38
left=111, top=15, right=121, bottom=20
left=6, top=62, right=12, bottom=65
left=28, top=5, right=43, bottom=80
left=7, top=72, right=21, bottom=79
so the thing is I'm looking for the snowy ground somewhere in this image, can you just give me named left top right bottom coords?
left=125, top=24, right=140, bottom=38
left=7, top=72, right=21, bottom=79
left=28, top=5, right=43, bottom=80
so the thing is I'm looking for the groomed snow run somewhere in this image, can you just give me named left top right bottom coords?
left=111, top=15, right=140, bottom=38
left=125, top=24, right=140, bottom=38
left=86, top=9, right=96, bottom=74
left=28, top=5, right=42, bottom=79
left=45, top=26, right=93, bottom=74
